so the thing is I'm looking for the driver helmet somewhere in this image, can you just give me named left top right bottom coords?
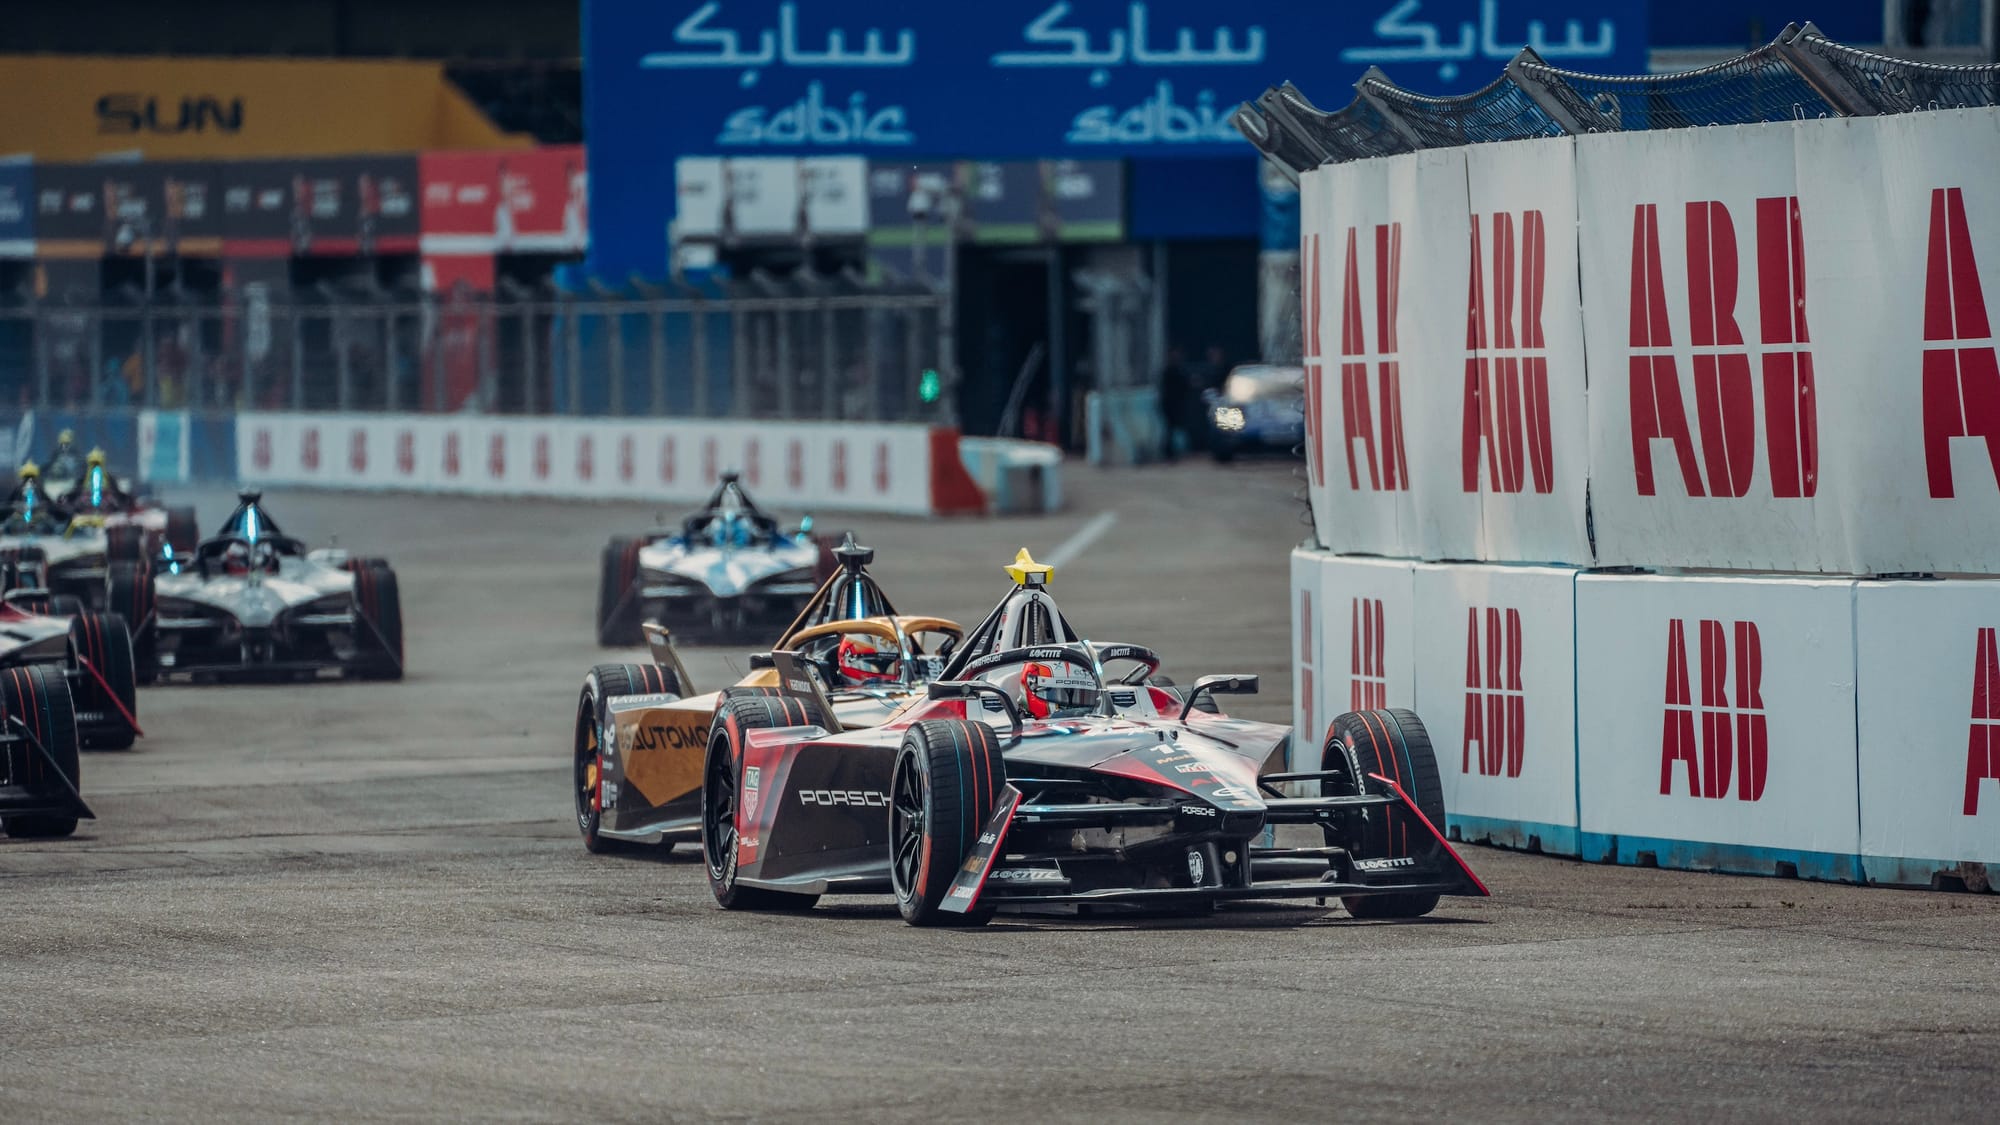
left=710, top=510, right=750, bottom=548
left=837, top=634, right=900, bottom=683
left=1019, top=660, right=1096, bottom=720
left=82, top=449, right=109, bottom=508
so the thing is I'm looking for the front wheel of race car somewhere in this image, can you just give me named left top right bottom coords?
left=352, top=564, right=404, bottom=680
left=69, top=612, right=138, bottom=750
left=573, top=662, right=686, bottom=853
left=889, top=720, right=1006, bottom=927
left=105, top=524, right=147, bottom=564
left=165, top=505, right=200, bottom=556
left=702, top=690, right=830, bottom=911
left=0, top=665, right=83, bottom=839
left=1321, top=708, right=1448, bottom=920
left=597, top=537, right=646, bottom=647
left=106, top=562, right=157, bottom=685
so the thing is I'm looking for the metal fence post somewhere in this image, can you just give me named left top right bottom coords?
left=607, top=305, right=626, bottom=417
left=1352, top=66, right=1429, bottom=149
left=566, top=303, right=583, bottom=416
left=775, top=307, right=795, bottom=419
left=290, top=306, right=305, bottom=410
left=1774, top=23, right=1881, bottom=116
left=691, top=305, right=710, bottom=418
left=648, top=306, right=666, bottom=415
left=1504, top=49, right=1591, bottom=135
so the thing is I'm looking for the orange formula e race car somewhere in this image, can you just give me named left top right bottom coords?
left=571, top=535, right=962, bottom=853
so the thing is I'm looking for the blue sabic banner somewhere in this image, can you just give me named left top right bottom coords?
left=585, top=0, right=1646, bottom=274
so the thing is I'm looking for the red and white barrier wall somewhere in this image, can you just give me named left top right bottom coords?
left=1299, top=109, right=2000, bottom=573
left=1291, top=107, right=2000, bottom=889
left=236, top=413, right=988, bottom=516
left=1292, top=548, right=2000, bottom=889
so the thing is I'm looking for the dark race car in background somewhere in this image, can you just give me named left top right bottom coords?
left=148, top=492, right=403, bottom=682
left=698, top=549, right=1486, bottom=925
left=575, top=535, right=962, bottom=853
left=1204, top=363, right=1305, bottom=462
left=597, top=473, right=837, bottom=646
left=0, top=662, right=96, bottom=840
left=0, top=551, right=143, bottom=751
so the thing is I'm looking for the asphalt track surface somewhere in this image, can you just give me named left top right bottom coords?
left=2, top=461, right=1995, bottom=1123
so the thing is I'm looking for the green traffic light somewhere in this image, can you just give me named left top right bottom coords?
left=919, top=369, right=942, bottom=403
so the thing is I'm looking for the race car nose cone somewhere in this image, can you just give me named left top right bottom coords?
left=231, top=586, right=287, bottom=626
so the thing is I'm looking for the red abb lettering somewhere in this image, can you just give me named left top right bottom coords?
left=1350, top=597, right=1387, bottom=710
left=618, top=436, right=635, bottom=483
left=1660, top=618, right=1767, bottom=800
left=786, top=439, right=804, bottom=490
left=1964, top=627, right=2000, bottom=815
left=659, top=436, right=677, bottom=483
left=1922, top=187, right=2000, bottom=499
left=348, top=430, right=367, bottom=474
left=1628, top=199, right=1817, bottom=499
left=1462, top=607, right=1525, bottom=778
left=395, top=431, right=415, bottom=476
left=1463, top=212, right=1554, bottom=495
left=745, top=438, right=761, bottom=486
left=533, top=434, right=551, bottom=480
left=831, top=440, right=849, bottom=491
left=576, top=435, right=594, bottom=482
left=488, top=433, right=507, bottom=480
left=1302, top=232, right=1327, bottom=488
left=874, top=441, right=892, bottom=493
left=252, top=428, right=272, bottom=471
left=1339, top=225, right=1408, bottom=492
left=702, top=439, right=718, bottom=484
left=443, top=432, right=461, bottom=478
left=301, top=428, right=320, bottom=471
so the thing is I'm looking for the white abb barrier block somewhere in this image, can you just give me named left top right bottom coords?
left=1576, top=573, right=1861, bottom=881
left=1414, top=563, right=1579, bottom=856
left=238, top=413, right=944, bottom=514
left=1317, top=555, right=1416, bottom=725
left=1795, top=110, right=2000, bottom=574
left=1576, top=123, right=1854, bottom=572
left=1446, top=139, right=1593, bottom=565
left=1854, top=579, right=2000, bottom=890
left=1289, top=547, right=1327, bottom=773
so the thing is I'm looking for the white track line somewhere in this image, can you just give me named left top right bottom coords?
left=1045, top=511, right=1118, bottom=568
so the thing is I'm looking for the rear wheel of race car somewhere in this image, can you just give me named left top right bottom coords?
left=0, top=664, right=83, bottom=839
left=105, top=524, right=146, bottom=563
left=1321, top=708, right=1448, bottom=920
left=597, top=537, right=645, bottom=647
left=702, top=690, right=831, bottom=911
left=889, top=719, right=1007, bottom=927
left=572, top=662, right=682, bottom=854
left=68, top=612, right=138, bottom=750
left=106, top=561, right=157, bottom=685
left=165, top=506, right=200, bottom=556
left=352, top=563, right=404, bottom=680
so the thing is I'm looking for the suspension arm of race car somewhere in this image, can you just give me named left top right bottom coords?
left=983, top=875, right=1477, bottom=907
left=1258, top=793, right=1400, bottom=824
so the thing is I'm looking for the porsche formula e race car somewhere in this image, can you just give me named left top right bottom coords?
left=0, top=456, right=173, bottom=636
left=596, top=473, right=835, bottom=645
left=575, top=535, right=962, bottom=852
left=697, top=550, right=1486, bottom=925
left=148, top=492, right=404, bottom=681
left=0, top=554, right=143, bottom=750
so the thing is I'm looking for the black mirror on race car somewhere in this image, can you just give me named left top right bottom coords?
left=927, top=680, right=1023, bottom=744
left=1178, top=674, right=1260, bottom=721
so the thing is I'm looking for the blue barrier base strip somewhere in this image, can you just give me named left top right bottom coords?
left=1446, top=814, right=1579, bottom=859
left=1860, top=854, right=1999, bottom=892
left=1580, top=831, right=1862, bottom=884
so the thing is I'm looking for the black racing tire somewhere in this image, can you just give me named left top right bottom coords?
left=889, top=719, right=1007, bottom=927
left=1210, top=436, right=1238, bottom=463
left=68, top=612, right=138, bottom=750
left=1321, top=708, right=1448, bottom=920
left=1, top=664, right=83, bottom=839
left=573, top=662, right=682, bottom=854
left=47, top=594, right=86, bottom=618
left=105, top=523, right=147, bottom=563
left=165, top=505, right=200, bottom=556
left=597, top=537, right=645, bottom=647
left=341, top=556, right=392, bottom=573
left=352, top=564, right=404, bottom=680
left=702, top=690, right=832, bottom=911
left=106, top=562, right=157, bottom=685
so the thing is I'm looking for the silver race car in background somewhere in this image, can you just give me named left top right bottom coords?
left=151, top=492, right=404, bottom=682
left=597, top=473, right=835, bottom=645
